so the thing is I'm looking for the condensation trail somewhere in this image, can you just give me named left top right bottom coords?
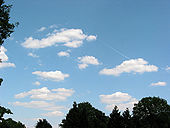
left=101, top=42, right=130, bottom=60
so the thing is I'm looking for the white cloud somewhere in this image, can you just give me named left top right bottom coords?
left=78, top=56, right=100, bottom=69
left=86, top=35, right=97, bottom=41
left=166, top=66, right=170, bottom=71
left=21, top=28, right=96, bottom=49
left=41, top=111, right=64, bottom=117
left=100, top=92, right=138, bottom=111
left=151, top=81, right=167, bottom=86
left=28, top=53, right=39, bottom=58
left=33, top=81, right=41, bottom=86
left=57, top=51, right=70, bottom=57
left=11, top=101, right=65, bottom=112
left=32, top=70, right=69, bottom=82
left=0, top=46, right=15, bottom=68
left=37, top=27, right=46, bottom=32
left=15, top=87, right=75, bottom=101
left=100, top=58, right=158, bottom=76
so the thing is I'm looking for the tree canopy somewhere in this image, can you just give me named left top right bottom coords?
left=35, top=119, right=52, bottom=128
left=0, top=0, right=18, bottom=46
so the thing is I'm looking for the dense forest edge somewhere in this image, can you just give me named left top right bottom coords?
left=0, top=96, right=170, bottom=128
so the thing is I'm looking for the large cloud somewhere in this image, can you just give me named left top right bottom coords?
left=21, top=28, right=96, bottom=49
left=100, top=92, right=138, bottom=111
left=78, top=56, right=100, bottom=69
left=15, top=87, right=74, bottom=101
left=32, top=70, right=69, bottom=82
left=0, top=46, right=15, bottom=68
left=99, top=58, right=158, bottom=76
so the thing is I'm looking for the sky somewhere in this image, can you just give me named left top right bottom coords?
left=0, top=0, right=170, bottom=127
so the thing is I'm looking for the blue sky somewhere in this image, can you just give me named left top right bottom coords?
left=0, top=0, right=170, bottom=127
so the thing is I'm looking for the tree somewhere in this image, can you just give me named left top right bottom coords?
left=35, top=119, right=52, bottom=128
left=107, top=106, right=123, bottom=128
left=133, top=97, right=170, bottom=128
left=122, top=108, right=133, bottom=128
left=0, top=0, right=18, bottom=45
left=0, top=78, right=3, bottom=86
left=60, top=102, right=108, bottom=128
left=0, top=106, right=26, bottom=128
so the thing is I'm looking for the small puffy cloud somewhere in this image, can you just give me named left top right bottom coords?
left=0, top=46, right=15, bottom=68
left=37, top=27, right=46, bottom=32
left=100, top=58, right=158, bottom=76
left=41, top=111, right=64, bottom=117
left=78, top=56, right=100, bottom=69
left=86, top=35, right=97, bottom=41
left=15, top=87, right=75, bottom=101
left=100, top=92, right=138, bottom=111
left=57, top=51, right=70, bottom=57
left=32, top=70, right=69, bottom=82
left=28, top=53, right=39, bottom=58
left=21, top=28, right=96, bottom=49
left=151, top=81, right=167, bottom=86
left=33, top=81, right=41, bottom=86
left=166, top=66, right=170, bottom=71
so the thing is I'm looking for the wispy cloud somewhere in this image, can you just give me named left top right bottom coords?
left=78, top=56, right=100, bottom=69
left=0, top=46, right=15, bottom=68
left=33, top=81, right=41, bottom=86
left=100, top=58, right=158, bottom=76
left=100, top=92, right=138, bottom=111
left=151, top=81, right=167, bottom=86
left=28, top=52, right=39, bottom=58
left=166, top=66, right=170, bottom=71
left=37, top=27, right=46, bottom=32
left=32, top=70, right=69, bottom=82
left=21, top=28, right=96, bottom=49
left=41, top=111, right=64, bottom=117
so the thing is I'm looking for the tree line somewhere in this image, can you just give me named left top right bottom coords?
left=0, top=96, right=170, bottom=128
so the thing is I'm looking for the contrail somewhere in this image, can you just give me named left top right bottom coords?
left=101, top=42, right=130, bottom=59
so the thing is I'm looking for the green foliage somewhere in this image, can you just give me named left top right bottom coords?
left=0, top=78, right=3, bottom=86
left=133, top=97, right=170, bottom=128
left=0, top=106, right=26, bottom=128
left=0, top=0, right=18, bottom=45
left=60, top=102, right=108, bottom=128
left=35, top=119, right=52, bottom=128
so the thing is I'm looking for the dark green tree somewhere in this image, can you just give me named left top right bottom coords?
left=0, top=0, right=18, bottom=45
left=107, top=106, right=123, bottom=128
left=60, top=102, right=108, bottom=128
left=0, top=106, right=26, bottom=128
left=133, top=97, right=170, bottom=128
left=122, top=108, right=133, bottom=128
left=35, top=119, right=52, bottom=128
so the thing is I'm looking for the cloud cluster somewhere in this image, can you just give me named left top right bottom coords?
left=78, top=56, right=100, bottom=69
left=151, top=81, right=167, bottom=86
left=15, top=87, right=74, bottom=101
left=32, top=70, right=69, bottom=82
left=100, top=58, right=158, bottom=76
left=100, top=92, right=138, bottom=111
left=21, top=28, right=96, bottom=49
left=0, top=46, right=15, bottom=68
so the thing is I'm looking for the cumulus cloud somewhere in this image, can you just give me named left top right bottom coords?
left=11, top=101, right=65, bottom=112
left=86, top=35, right=97, bottom=41
left=32, top=70, right=69, bottom=82
left=100, top=58, right=158, bottom=76
left=33, top=81, right=41, bottom=86
left=28, top=53, right=39, bottom=58
left=15, top=87, right=75, bottom=101
left=57, top=51, right=70, bottom=57
left=151, top=81, right=167, bottom=86
left=100, top=92, right=138, bottom=111
left=41, top=111, right=64, bottom=117
left=78, top=56, right=100, bottom=69
left=21, top=28, right=96, bottom=49
left=37, top=27, right=46, bottom=32
left=0, top=46, right=15, bottom=68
